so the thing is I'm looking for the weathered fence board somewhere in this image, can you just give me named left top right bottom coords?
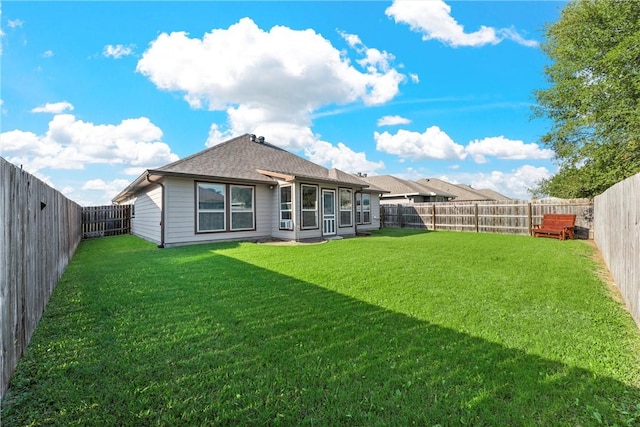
left=82, top=205, right=131, bottom=239
left=1, top=157, right=82, bottom=399
left=381, top=199, right=594, bottom=239
left=595, top=173, right=640, bottom=329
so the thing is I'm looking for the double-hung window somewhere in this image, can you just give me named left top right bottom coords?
left=197, top=183, right=226, bottom=232
left=339, top=188, right=353, bottom=227
left=230, top=185, right=254, bottom=230
left=362, top=193, right=371, bottom=224
left=279, top=186, right=293, bottom=229
left=355, top=193, right=371, bottom=225
left=301, top=184, right=318, bottom=229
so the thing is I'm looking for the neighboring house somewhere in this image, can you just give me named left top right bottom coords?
left=359, top=175, right=455, bottom=204
left=417, top=178, right=510, bottom=201
left=455, top=185, right=512, bottom=201
left=112, top=134, right=383, bottom=247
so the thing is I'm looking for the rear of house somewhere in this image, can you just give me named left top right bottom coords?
left=113, top=134, right=382, bottom=247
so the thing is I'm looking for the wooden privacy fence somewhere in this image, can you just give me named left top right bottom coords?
left=381, top=199, right=594, bottom=239
left=82, top=205, right=131, bottom=239
left=1, top=158, right=82, bottom=399
left=594, top=173, right=640, bottom=329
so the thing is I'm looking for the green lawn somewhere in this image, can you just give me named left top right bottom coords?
left=2, top=230, right=640, bottom=426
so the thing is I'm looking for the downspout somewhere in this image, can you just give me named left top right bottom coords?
left=355, top=190, right=361, bottom=235
left=146, top=173, right=165, bottom=248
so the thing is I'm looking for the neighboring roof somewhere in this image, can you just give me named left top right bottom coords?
left=361, top=175, right=455, bottom=198
left=417, top=178, right=510, bottom=201
left=456, top=185, right=511, bottom=201
left=113, top=134, right=370, bottom=203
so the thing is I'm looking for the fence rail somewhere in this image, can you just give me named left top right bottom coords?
left=381, top=199, right=594, bottom=239
left=594, top=173, right=640, bottom=328
left=82, top=205, right=131, bottom=239
left=1, top=158, right=82, bottom=399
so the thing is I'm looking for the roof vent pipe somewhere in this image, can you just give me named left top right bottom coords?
left=250, top=134, right=256, bottom=142
left=258, top=136, right=265, bottom=144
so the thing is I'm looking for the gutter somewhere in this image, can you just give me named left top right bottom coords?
left=146, top=173, right=165, bottom=249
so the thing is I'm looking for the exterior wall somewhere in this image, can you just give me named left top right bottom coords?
left=270, top=182, right=362, bottom=242
left=380, top=195, right=448, bottom=204
left=128, top=178, right=379, bottom=246
left=163, top=177, right=273, bottom=247
left=357, top=192, right=382, bottom=232
left=292, top=182, right=359, bottom=241
left=130, top=185, right=162, bottom=245
left=270, top=181, right=297, bottom=241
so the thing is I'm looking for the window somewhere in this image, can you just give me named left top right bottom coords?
left=355, top=193, right=371, bottom=225
left=279, top=186, right=293, bottom=229
left=301, top=184, right=318, bottom=229
left=230, top=185, right=254, bottom=230
left=197, top=183, right=225, bottom=231
left=362, top=193, right=371, bottom=224
left=339, top=188, right=353, bottom=227
left=196, top=183, right=255, bottom=232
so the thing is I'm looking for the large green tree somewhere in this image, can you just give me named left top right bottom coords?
left=534, top=0, right=640, bottom=198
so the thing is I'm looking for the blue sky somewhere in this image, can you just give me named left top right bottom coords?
left=1, top=1, right=565, bottom=206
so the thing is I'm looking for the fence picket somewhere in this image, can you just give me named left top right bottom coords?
left=81, top=205, right=131, bottom=239
left=1, top=158, right=82, bottom=399
left=381, top=199, right=594, bottom=239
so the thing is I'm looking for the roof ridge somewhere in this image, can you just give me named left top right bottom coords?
left=156, top=133, right=249, bottom=171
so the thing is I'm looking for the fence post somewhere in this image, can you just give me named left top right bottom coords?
left=474, top=203, right=479, bottom=233
left=432, top=205, right=436, bottom=231
left=397, top=204, right=403, bottom=228
left=527, top=202, right=532, bottom=236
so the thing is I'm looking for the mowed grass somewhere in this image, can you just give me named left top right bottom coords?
left=2, top=230, right=640, bottom=426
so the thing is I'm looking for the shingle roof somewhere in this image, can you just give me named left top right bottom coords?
left=157, top=134, right=365, bottom=185
left=456, top=185, right=511, bottom=201
left=417, top=178, right=509, bottom=201
left=113, top=134, right=370, bottom=202
left=361, top=175, right=454, bottom=198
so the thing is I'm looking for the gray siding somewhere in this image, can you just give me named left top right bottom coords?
left=163, top=177, right=272, bottom=247
left=357, top=194, right=382, bottom=232
left=131, top=185, right=162, bottom=245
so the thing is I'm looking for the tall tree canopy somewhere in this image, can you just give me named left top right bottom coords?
left=534, top=0, right=640, bottom=198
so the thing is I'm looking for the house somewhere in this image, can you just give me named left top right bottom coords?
left=358, top=175, right=455, bottom=204
left=112, top=134, right=384, bottom=247
left=416, top=178, right=511, bottom=201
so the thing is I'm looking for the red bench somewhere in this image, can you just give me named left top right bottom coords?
left=532, top=213, right=576, bottom=240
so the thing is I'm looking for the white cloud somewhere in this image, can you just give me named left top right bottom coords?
left=375, top=126, right=467, bottom=161
left=466, top=136, right=554, bottom=163
left=137, top=18, right=406, bottom=132
left=385, top=0, right=538, bottom=48
left=305, top=140, right=385, bottom=175
left=498, top=27, right=539, bottom=48
left=103, top=44, right=134, bottom=59
left=0, top=114, right=179, bottom=174
left=339, top=31, right=362, bottom=48
left=31, top=101, right=74, bottom=114
left=8, top=19, right=23, bottom=29
left=82, top=178, right=131, bottom=199
left=205, top=123, right=234, bottom=148
left=377, top=115, right=411, bottom=127
left=137, top=17, right=404, bottom=180
left=78, top=178, right=132, bottom=205
left=42, top=50, right=54, bottom=58
left=444, top=165, right=551, bottom=199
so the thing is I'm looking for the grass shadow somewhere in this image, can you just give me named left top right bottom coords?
left=2, top=236, right=639, bottom=425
